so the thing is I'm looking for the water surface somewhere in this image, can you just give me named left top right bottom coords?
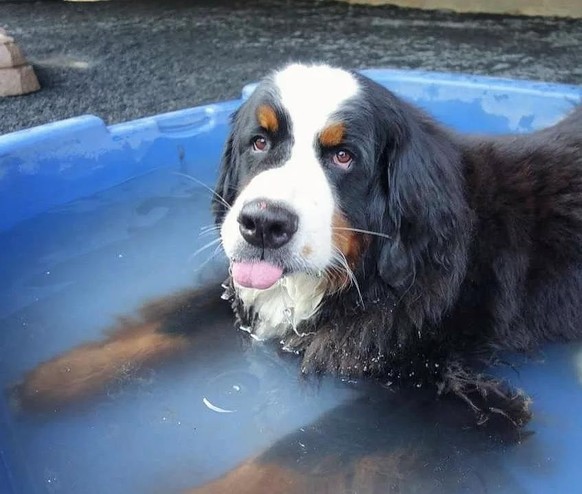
left=1, top=169, right=581, bottom=493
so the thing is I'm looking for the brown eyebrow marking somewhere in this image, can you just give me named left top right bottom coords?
left=256, top=105, right=279, bottom=133
left=319, top=122, right=345, bottom=147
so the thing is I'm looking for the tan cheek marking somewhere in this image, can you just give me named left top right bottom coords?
left=319, top=122, right=345, bottom=148
left=332, top=211, right=365, bottom=267
left=330, top=210, right=369, bottom=291
left=257, top=105, right=279, bottom=133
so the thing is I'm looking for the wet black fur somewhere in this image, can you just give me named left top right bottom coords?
left=213, top=71, right=582, bottom=427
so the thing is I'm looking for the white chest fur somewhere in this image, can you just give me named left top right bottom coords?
left=236, top=273, right=327, bottom=340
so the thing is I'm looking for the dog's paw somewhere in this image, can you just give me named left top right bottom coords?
left=441, top=365, right=533, bottom=428
left=474, top=387, right=533, bottom=428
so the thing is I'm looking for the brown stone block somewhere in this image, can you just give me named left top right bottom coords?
left=0, top=42, right=27, bottom=69
left=0, top=65, right=40, bottom=97
left=0, top=28, right=13, bottom=43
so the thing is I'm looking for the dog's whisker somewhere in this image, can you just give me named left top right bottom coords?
left=191, top=244, right=224, bottom=274
left=198, top=225, right=221, bottom=239
left=200, top=224, right=221, bottom=232
left=330, top=247, right=365, bottom=308
left=332, top=227, right=392, bottom=240
left=336, top=252, right=362, bottom=295
left=188, top=238, right=222, bottom=262
left=173, top=172, right=232, bottom=210
left=332, top=231, right=350, bottom=242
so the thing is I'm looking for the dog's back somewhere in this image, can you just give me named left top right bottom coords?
left=458, top=106, right=582, bottom=349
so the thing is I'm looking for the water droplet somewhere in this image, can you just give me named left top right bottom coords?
left=281, top=344, right=300, bottom=355
left=232, top=385, right=241, bottom=391
left=239, top=325, right=252, bottom=333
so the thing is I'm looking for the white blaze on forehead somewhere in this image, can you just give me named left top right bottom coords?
left=273, top=64, right=360, bottom=141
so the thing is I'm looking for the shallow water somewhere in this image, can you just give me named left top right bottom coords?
left=1, top=169, right=581, bottom=494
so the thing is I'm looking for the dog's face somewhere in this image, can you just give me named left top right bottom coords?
left=216, top=64, right=377, bottom=291
left=214, top=63, right=467, bottom=304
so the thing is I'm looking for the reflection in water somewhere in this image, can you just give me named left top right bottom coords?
left=0, top=170, right=577, bottom=494
left=190, top=384, right=535, bottom=494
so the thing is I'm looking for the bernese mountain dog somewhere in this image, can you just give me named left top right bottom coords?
left=13, top=64, right=582, bottom=434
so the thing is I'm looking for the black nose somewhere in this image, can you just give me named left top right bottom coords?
left=238, top=199, right=298, bottom=249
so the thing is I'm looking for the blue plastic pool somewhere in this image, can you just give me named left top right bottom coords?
left=1, top=70, right=581, bottom=494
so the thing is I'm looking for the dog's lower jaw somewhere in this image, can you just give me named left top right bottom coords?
left=235, top=272, right=328, bottom=341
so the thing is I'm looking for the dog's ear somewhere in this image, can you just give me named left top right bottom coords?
left=376, top=104, right=471, bottom=319
left=212, top=111, right=241, bottom=224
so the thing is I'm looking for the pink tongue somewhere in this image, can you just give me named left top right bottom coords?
left=232, top=261, right=284, bottom=290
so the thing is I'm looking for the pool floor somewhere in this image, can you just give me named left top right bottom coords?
left=1, top=169, right=581, bottom=493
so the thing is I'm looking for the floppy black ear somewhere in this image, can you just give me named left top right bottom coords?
left=212, top=111, right=241, bottom=224
left=376, top=105, right=472, bottom=322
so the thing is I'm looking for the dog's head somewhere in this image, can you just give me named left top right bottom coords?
left=214, top=63, right=469, bottom=314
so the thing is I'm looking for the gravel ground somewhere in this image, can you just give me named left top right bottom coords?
left=0, top=0, right=581, bottom=134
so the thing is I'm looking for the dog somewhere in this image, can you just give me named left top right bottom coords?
left=13, top=63, right=582, bottom=433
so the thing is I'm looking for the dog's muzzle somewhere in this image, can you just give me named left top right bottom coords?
left=231, top=199, right=299, bottom=290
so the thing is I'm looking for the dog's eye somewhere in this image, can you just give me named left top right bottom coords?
left=332, top=150, right=353, bottom=169
left=252, top=136, right=268, bottom=152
